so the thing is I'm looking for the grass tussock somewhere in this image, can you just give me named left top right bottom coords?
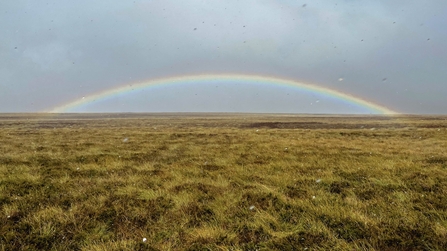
left=1, top=113, right=447, bottom=250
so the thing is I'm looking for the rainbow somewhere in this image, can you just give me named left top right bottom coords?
left=47, top=74, right=397, bottom=114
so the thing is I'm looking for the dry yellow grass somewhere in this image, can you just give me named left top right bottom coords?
left=1, top=113, right=447, bottom=250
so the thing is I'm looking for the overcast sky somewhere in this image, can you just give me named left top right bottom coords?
left=1, top=0, right=446, bottom=114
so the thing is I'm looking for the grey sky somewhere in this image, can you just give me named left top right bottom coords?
left=1, top=0, right=446, bottom=113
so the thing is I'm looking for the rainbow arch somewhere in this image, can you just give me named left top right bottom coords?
left=47, top=74, right=397, bottom=114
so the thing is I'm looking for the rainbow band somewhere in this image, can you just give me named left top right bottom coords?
left=48, top=74, right=397, bottom=114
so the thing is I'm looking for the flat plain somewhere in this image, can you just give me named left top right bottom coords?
left=1, top=113, right=447, bottom=251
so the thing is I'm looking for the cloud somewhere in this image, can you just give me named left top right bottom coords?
left=0, top=0, right=446, bottom=113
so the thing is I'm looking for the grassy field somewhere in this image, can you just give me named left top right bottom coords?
left=1, top=113, right=447, bottom=250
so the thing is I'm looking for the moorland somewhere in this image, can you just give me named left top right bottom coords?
left=1, top=113, right=447, bottom=250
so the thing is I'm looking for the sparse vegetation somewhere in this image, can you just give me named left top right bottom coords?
left=1, top=113, right=447, bottom=250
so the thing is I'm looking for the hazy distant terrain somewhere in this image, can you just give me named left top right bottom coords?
left=1, top=114, right=447, bottom=250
